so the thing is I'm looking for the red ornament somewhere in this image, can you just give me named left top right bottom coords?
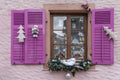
left=81, top=3, right=91, bottom=12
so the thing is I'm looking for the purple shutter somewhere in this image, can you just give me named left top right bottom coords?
left=92, top=8, right=114, bottom=64
left=25, top=9, right=46, bottom=64
left=11, top=10, right=25, bottom=64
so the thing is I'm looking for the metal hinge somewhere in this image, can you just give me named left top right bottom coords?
left=45, top=54, right=48, bottom=56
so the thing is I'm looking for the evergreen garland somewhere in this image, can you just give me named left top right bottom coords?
left=48, top=58, right=93, bottom=76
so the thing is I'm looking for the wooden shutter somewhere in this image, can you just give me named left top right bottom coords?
left=92, top=8, right=114, bottom=64
left=11, top=10, right=25, bottom=64
left=25, top=9, right=46, bottom=64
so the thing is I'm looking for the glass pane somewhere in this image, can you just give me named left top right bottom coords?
left=71, top=31, right=84, bottom=45
left=53, top=16, right=67, bottom=30
left=53, top=30, right=67, bottom=44
left=53, top=45, right=67, bottom=58
left=71, top=16, right=84, bottom=30
left=71, top=46, right=84, bottom=59
left=71, top=16, right=85, bottom=59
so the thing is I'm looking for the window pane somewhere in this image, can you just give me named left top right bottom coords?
left=71, top=31, right=84, bottom=45
left=71, top=46, right=84, bottom=59
left=53, top=16, right=67, bottom=30
left=52, top=15, right=86, bottom=59
left=71, top=16, right=84, bottom=30
left=53, top=16, right=67, bottom=59
left=71, top=16, right=85, bottom=59
left=53, top=31, right=67, bottom=44
left=53, top=45, right=67, bottom=58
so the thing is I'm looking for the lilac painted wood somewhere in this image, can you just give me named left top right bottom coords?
left=92, top=8, right=114, bottom=64
left=11, top=10, right=25, bottom=64
left=25, top=9, right=46, bottom=64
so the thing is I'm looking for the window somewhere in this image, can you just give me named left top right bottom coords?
left=50, top=14, right=87, bottom=59
left=45, top=4, right=114, bottom=65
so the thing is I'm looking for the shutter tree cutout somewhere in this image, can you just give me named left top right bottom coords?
left=25, top=9, right=46, bottom=64
left=11, top=10, right=25, bottom=64
left=92, top=8, right=114, bottom=64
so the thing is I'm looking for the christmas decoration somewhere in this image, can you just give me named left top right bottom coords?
left=32, top=25, right=39, bottom=38
left=72, top=38, right=79, bottom=44
left=16, top=25, right=26, bottom=42
left=81, top=0, right=91, bottom=12
left=48, top=58, right=92, bottom=77
left=55, top=51, right=65, bottom=59
left=81, top=4, right=91, bottom=12
left=61, top=58, right=76, bottom=66
left=65, top=73, right=71, bottom=79
left=103, top=26, right=117, bottom=40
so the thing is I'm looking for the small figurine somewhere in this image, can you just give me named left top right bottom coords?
left=32, top=25, right=39, bottom=38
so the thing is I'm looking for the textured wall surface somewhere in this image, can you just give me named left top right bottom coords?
left=0, top=0, right=120, bottom=80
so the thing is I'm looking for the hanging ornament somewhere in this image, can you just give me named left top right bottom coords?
left=32, top=25, right=39, bottom=38
left=16, top=25, right=26, bottom=42
left=65, top=73, right=72, bottom=79
left=103, top=26, right=117, bottom=40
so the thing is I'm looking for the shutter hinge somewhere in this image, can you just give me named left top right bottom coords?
left=45, top=54, right=48, bottom=56
left=90, top=53, right=92, bottom=56
left=46, top=21, right=48, bottom=23
left=90, top=20, right=91, bottom=23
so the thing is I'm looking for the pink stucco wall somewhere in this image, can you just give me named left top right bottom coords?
left=0, top=0, right=120, bottom=80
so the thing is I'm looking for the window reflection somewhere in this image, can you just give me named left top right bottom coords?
left=52, top=16, right=85, bottom=59
left=71, top=16, right=84, bottom=30
left=53, top=16, right=67, bottom=58
left=71, top=16, right=84, bottom=59
left=53, top=16, right=67, bottom=30
left=71, top=46, right=84, bottom=60
left=54, top=45, right=66, bottom=59
left=53, top=31, right=66, bottom=44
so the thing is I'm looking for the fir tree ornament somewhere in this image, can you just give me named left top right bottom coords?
left=16, top=25, right=26, bottom=42
left=103, top=26, right=117, bottom=40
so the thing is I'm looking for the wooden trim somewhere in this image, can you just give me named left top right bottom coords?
left=51, top=13, right=87, bottom=16
left=50, top=15, right=53, bottom=58
left=84, top=14, right=88, bottom=60
left=67, top=15, right=71, bottom=58
left=49, top=10, right=88, bottom=14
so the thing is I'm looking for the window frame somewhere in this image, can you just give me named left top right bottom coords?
left=50, top=13, right=88, bottom=59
